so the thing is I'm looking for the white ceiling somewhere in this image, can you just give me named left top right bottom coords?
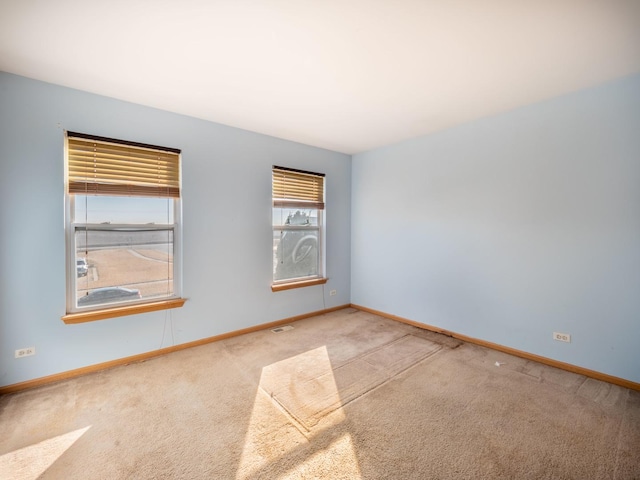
left=1, top=1, right=640, bottom=154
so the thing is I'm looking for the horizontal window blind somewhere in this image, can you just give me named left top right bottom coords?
left=273, top=166, right=324, bottom=209
left=67, top=133, right=180, bottom=198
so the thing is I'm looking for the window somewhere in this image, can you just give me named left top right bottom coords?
left=272, top=166, right=326, bottom=291
left=63, top=132, right=184, bottom=322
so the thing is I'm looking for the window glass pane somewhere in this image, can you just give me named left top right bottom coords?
left=272, top=208, right=318, bottom=227
left=273, top=229, right=319, bottom=281
left=75, top=228, right=173, bottom=308
left=74, top=195, right=174, bottom=224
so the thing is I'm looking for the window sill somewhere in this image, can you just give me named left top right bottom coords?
left=62, top=298, right=187, bottom=324
left=271, top=278, right=328, bottom=292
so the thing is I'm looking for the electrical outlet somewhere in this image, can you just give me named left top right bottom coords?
left=329, top=289, right=337, bottom=296
left=553, top=332, right=571, bottom=343
left=15, top=347, right=36, bottom=358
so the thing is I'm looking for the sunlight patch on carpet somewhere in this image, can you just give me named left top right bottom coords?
left=236, top=347, right=358, bottom=478
left=280, top=432, right=362, bottom=479
left=261, top=335, right=441, bottom=430
left=0, top=426, right=91, bottom=480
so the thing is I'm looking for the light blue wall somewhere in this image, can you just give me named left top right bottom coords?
left=352, top=74, right=640, bottom=383
left=0, top=72, right=351, bottom=387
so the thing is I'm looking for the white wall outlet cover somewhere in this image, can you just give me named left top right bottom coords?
left=15, top=347, right=36, bottom=358
left=553, top=332, right=571, bottom=343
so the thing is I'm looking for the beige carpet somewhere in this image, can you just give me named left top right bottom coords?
left=1, top=308, right=639, bottom=479
left=261, top=334, right=441, bottom=430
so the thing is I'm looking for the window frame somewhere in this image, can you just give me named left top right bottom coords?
left=271, top=166, right=327, bottom=291
left=62, top=132, right=185, bottom=323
